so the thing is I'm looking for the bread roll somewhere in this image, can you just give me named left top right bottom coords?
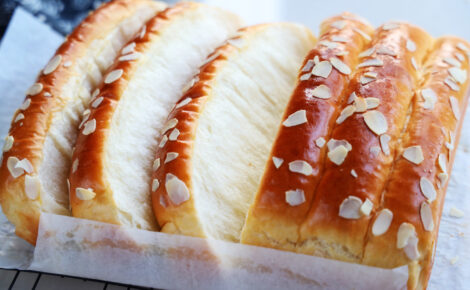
left=240, top=13, right=374, bottom=251
left=0, top=0, right=165, bottom=244
left=151, top=23, right=316, bottom=241
left=69, top=2, right=242, bottom=230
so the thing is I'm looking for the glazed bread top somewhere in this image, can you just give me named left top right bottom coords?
left=0, top=0, right=165, bottom=244
left=69, top=2, right=242, bottom=230
left=151, top=23, right=316, bottom=241
left=240, top=12, right=374, bottom=251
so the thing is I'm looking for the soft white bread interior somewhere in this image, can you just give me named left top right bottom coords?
left=69, top=2, right=242, bottom=230
left=0, top=0, right=165, bottom=244
left=152, top=23, right=316, bottom=241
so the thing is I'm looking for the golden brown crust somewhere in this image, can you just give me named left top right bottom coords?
left=362, top=37, right=470, bottom=289
left=0, top=0, right=164, bottom=244
left=69, top=2, right=200, bottom=227
left=240, top=13, right=374, bottom=250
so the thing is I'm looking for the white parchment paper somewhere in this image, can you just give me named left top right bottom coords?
left=0, top=5, right=469, bottom=290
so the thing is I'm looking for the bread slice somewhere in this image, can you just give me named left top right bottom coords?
left=0, top=0, right=165, bottom=244
left=151, top=23, right=316, bottom=241
left=240, top=13, right=373, bottom=251
left=69, top=2, right=242, bottom=230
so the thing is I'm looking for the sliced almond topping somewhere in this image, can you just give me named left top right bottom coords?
left=445, top=77, right=460, bottom=91
left=347, top=92, right=357, bottom=104
left=397, top=222, right=415, bottom=249
left=420, top=202, right=434, bottom=231
left=360, top=198, right=373, bottom=216
left=165, top=152, right=179, bottom=164
left=82, top=119, right=96, bottom=135
left=327, top=139, right=352, bottom=151
left=372, top=209, right=393, bottom=236
left=72, top=159, right=79, bottom=173
left=313, top=56, right=320, bottom=64
left=404, top=234, right=420, bottom=260
left=3, top=135, right=14, bottom=152
left=360, top=76, right=375, bottom=85
left=76, top=187, right=96, bottom=201
left=182, top=76, right=199, bottom=93
left=288, top=160, right=313, bottom=176
left=455, top=52, right=465, bottom=62
left=332, top=36, right=348, bottom=43
left=159, top=194, right=167, bottom=208
left=104, top=69, right=123, bottom=84
left=339, top=196, right=362, bottom=219
left=299, top=73, right=311, bottom=81
left=139, top=25, right=146, bottom=39
left=449, top=96, right=460, bottom=120
left=175, top=97, right=192, bottom=109
left=335, top=51, right=349, bottom=56
left=421, top=88, right=437, bottom=110
left=376, top=47, right=397, bottom=57
left=370, top=146, right=381, bottom=158
left=121, top=42, right=136, bottom=55
left=448, top=67, right=467, bottom=84
left=336, top=105, right=355, bottom=124
left=354, top=97, right=367, bottom=112
left=7, top=157, right=26, bottom=178
left=14, top=113, right=25, bottom=123
left=457, top=42, right=469, bottom=52
left=420, top=177, right=436, bottom=201
left=364, top=71, right=378, bottom=79
left=319, top=40, right=339, bottom=49
left=383, top=23, right=399, bottom=30
left=119, top=52, right=140, bottom=62
left=379, top=134, right=391, bottom=156
left=27, top=83, right=43, bottom=96
left=153, top=158, right=161, bottom=171
left=152, top=179, right=160, bottom=192
left=438, top=153, right=447, bottom=173
left=351, top=169, right=358, bottom=178
left=168, top=128, right=180, bottom=141
left=272, top=156, right=284, bottom=169
left=311, top=61, right=332, bottom=78
left=283, top=110, right=307, bottom=127
left=353, top=28, right=371, bottom=41
left=406, top=39, right=416, bottom=52
left=91, top=97, right=104, bottom=108
left=328, top=145, right=349, bottom=165
left=301, top=59, right=315, bottom=72
left=25, top=175, right=40, bottom=200
left=315, top=137, right=326, bottom=148
left=165, top=173, right=190, bottom=205
left=285, top=189, right=306, bottom=206
left=446, top=132, right=455, bottom=151
left=403, top=145, right=424, bottom=165
left=43, top=54, right=62, bottom=75
left=63, top=61, right=72, bottom=67
left=363, top=110, right=388, bottom=135
left=162, top=118, right=178, bottom=134
left=411, top=57, right=418, bottom=71
left=449, top=207, right=464, bottom=218
left=357, top=58, right=383, bottom=68
left=444, top=57, right=461, bottom=67
left=330, top=57, right=351, bottom=75
left=365, top=97, right=380, bottom=109
left=437, top=172, right=448, bottom=188
left=159, top=135, right=168, bottom=148
left=359, top=47, right=375, bottom=58
left=331, top=20, right=346, bottom=29
left=20, top=98, right=31, bottom=110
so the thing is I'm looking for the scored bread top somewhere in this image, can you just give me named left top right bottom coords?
left=297, top=22, right=433, bottom=262
left=362, top=37, right=470, bottom=289
left=0, top=0, right=164, bottom=244
left=69, top=2, right=242, bottom=230
left=151, top=23, right=316, bottom=241
left=240, top=12, right=374, bottom=251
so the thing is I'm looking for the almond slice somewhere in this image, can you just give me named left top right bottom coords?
left=175, top=97, right=192, bottom=109
left=159, top=135, right=168, bottom=148
left=272, top=156, right=284, bottom=169
left=14, top=113, right=24, bottom=123
left=354, top=97, right=367, bottom=112
left=365, top=97, right=380, bottom=109
left=437, top=172, right=448, bottom=188
left=162, top=118, right=178, bottom=134
left=406, top=39, right=416, bottom=52
left=301, top=59, right=315, bottom=72
left=449, top=207, right=464, bottom=218
left=357, top=58, right=383, bottom=68
left=383, top=23, right=399, bottom=30
left=82, top=119, right=96, bottom=135
left=363, top=110, right=388, bottom=135
left=25, top=175, right=40, bottom=200
left=332, top=36, right=348, bottom=43
left=311, top=61, right=332, bottom=78
left=72, top=159, right=79, bottom=173
left=347, top=92, right=358, bottom=104
left=91, top=97, right=104, bottom=108
left=20, top=98, right=31, bottom=110
left=7, top=157, right=24, bottom=178
left=168, top=128, right=180, bottom=141
left=438, top=153, right=447, bottom=173
left=104, top=69, right=123, bottom=84
left=319, top=40, right=339, bottom=49
left=153, top=158, right=161, bottom=171
left=379, top=134, right=391, bottom=156
left=420, top=201, right=434, bottom=231
left=420, top=177, right=436, bottom=201
left=315, top=137, right=326, bottom=148
left=43, top=55, right=62, bottom=75
left=444, top=57, right=461, bottom=67
left=336, top=105, right=355, bottom=124
left=76, top=187, right=96, bottom=201
left=360, top=76, right=375, bottom=85
left=372, top=209, right=393, bottom=236
left=152, top=179, right=160, bottom=192
left=339, top=196, right=362, bottom=219
left=448, top=67, right=467, bottom=84
left=411, top=57, right=418, bottom=71
left=165, top=173, right=190, bottom=205
left=327, top=139, right=352, bottom=151
left=353, top=28, right=371, bottom=41
left=421, top=88, right=437, bottom=110
left=351, top=169, right=358, bottom=178
left=376, top=47, right=397, bottom=57
left=404, top=234, right=420, bottom=260
left=359, top=47, right=375, bottom=58
left=328, top=145, right=349, bottom=165
left=288, top=160, right=313, bottom=176
left=27, top=83, right=43, bottom=96
left=305, top=85, right=331, bottom=99
left=445, top=77, right=460, bottom=91
left=283, top=110, right=307, bottom=127
left=360, top=198, right=373, bottom=216
left=330, top=57, right=351, bottom=75
left=330, top=20, right=346, bottom=29
left=397, top=222, right=415, bottom=249
left=403, top=145, right=424, bottom=165
left=165, top=152, right=179, bottom=164
left=3, top=135, right=14, bottom=152
left=285, top=189, right=306, bottom=206
left=449, top=96, right=460, bottom=120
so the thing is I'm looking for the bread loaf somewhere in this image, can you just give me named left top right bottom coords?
left=69, top=2, right=242, bottom=230
left=151, top=23, right=316, bottom=241
left=0, top=0, right=165, bottom=244
left=240, top=12, right=374, bottom=251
